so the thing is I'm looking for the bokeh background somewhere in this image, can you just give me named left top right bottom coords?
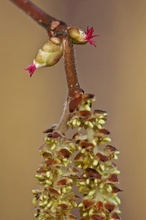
left=1, top=1, right=146, bottom=219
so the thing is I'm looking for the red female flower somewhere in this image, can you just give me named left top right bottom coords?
left=85, top=27, right=100, bottom=47
left=25, top=63, right=37, bottom=77
left=25, top=37, right=63, bottom=77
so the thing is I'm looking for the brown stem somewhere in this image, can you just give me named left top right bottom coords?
left=9, top=0, right=66, bottom=31
left=55, top=38, right=82, bottom=134
left=55, top=99, right=70, bottom=135
left=10, top=0, right=82, bottom=135
left=63, top=37, right=81, bottom=95
left=10, top=0, right=80, bottom=95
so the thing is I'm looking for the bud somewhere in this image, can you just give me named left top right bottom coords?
left=25, top=37, right=63, bottom=77
left=67, top=27, right=86, bottom=45
left=67, top=26, right=99, bottom=47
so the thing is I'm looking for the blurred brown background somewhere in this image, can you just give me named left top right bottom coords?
left=1, top=1, right=146, bottom=219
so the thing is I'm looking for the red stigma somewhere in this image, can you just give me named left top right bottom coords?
left=85, top=27, right=100, bottom=47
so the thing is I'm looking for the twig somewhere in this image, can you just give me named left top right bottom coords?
left=9, top=0, right=66, bottom=31
left=10, top=0, right=81, bottom=135
left=63, top=37, right=80, bottom=95
left=54, top=37, right=82, bottom=134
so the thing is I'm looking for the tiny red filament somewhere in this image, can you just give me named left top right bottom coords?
left=85, top=27, right=100, bottom=47
left=25, top=64, right=36, bottom=77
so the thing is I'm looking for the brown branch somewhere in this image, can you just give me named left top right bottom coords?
left=63, top=37, right=81, bottom=95
left=54, top=38, right=82, bottom=134
left=10, top=0, right=82, bottom=135
left=9, top=0, right=66, bottom=31
left=55, top=99, right=70, bottom=135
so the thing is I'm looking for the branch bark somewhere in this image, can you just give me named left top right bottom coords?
left=10, top=0, right=82, bottom=135
left=63, top=37, right=80, bottom=95
left=9, top=0, right=66, bottom=31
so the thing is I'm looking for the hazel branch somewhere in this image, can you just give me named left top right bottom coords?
left=9, top=0, right=66, bottom=31
left=10, top=0, right=98, bottom=137
left=10, top=0, right=82, bottom=135
left=10, top=0, right=81, bottom=95
left=63, top=37, right=81, bottom=95
left=53, top=38, right=83, bottom=135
